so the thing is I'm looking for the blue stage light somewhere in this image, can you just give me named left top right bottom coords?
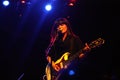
left=69, top=70, right=75, bottom=76
left=45, top=4, right=52, bottom=11
left=3, top=0, right=10, bottom=6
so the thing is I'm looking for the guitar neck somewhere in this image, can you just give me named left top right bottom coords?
left=63, top=38, right=105, bottom=67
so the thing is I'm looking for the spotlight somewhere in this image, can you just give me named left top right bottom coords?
left=3, top=0, right=10, bottom=6
left=45, top=4, right=52, bottom=11
left=21, top=0, right=26, bottom=4
left=69, top=70, right=75, bottom=76
left=68, top=0, right=77, bottom=6
left=68, top=2, right=74, bottom=6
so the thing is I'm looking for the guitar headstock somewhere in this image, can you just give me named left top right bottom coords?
left=89, top=38, right=105, bottom=49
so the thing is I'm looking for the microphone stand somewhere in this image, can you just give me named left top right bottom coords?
left=46, top=33, right=58, bottom=80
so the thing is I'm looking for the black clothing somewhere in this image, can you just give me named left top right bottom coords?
left=47, top=35, right=84, bottom=62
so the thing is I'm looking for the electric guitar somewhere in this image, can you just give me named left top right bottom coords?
left=53, top=38, right=105, bottom=72
left=44, top=38, right=105, bottom=80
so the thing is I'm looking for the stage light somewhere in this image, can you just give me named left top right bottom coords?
left=68, top=70, right=75, bottom=76
left=68, top=0, right=77, bottom=6
left=3, top=0, right=10, bottom=6
left=45, top=4, right=52, bottom=11
left=21, top=0, right=26, bottom=4
left=68, top=2, right=74, bottom=6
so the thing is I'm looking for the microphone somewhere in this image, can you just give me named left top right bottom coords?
left=57, top=27, right=62, bottom=33
left=57, top=28, right=62, bottom=35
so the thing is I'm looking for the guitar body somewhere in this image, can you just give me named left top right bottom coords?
left=44, top=52, right=70, bottom=80
left=54, top=52, right=70, bottom=70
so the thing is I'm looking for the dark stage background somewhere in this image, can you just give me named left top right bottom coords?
left=0, top=0, right=117, bottom=80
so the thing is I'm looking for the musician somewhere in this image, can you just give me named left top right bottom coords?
left=44, top=17, right=90, bottom=80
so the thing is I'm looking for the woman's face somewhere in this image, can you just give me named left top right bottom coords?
left=57, top=24, right=68, bottom=34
